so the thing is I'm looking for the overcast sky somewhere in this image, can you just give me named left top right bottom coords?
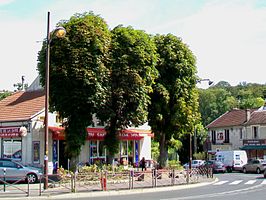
left=1, top=0, right=266, bottom=91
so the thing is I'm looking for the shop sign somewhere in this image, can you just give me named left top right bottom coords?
left=50, top=127, right=148, bottom=141
left=0, top=127, right=21, bottom=138
left=119, top=132, right=143, bottom=140
left=243, top=139, right=266, bottom=146
left=87, top=132, right=106, bottom=140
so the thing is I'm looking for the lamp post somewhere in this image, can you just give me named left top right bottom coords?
left=189, top=78, right=213, bottom=170
left=44, top=11, right=66, bottom=190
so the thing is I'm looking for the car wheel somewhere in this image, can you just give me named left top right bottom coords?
left=256, top=168, right=261, bottom=174
left=226, top=167, right=232, bottom=173
left=243, top=167, right=247, bottom=173
left=26, top=173, right=38, bottom=183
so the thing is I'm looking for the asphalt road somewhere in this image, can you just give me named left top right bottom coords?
left=58, top=172, right=266, bottom=200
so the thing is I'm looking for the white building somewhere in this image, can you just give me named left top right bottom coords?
left=0, top=79, right=153, bottom=172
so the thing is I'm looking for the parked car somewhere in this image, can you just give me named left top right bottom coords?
left=242, top=159, right=266, bottom=174
left=204, top=160, right=226, bottom=173
left=0, top=158, right=42, bottom=183
left=183, top=160, right=205, bottom=169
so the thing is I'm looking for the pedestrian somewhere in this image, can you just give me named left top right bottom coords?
left=140, top=157, right=146, bottom=171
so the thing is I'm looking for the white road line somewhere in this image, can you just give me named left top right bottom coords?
left=245, top=180, right=256, bottom=185
left=229, top=180, right=243, bottom=185
left=213, top=181, right=229, bottom=185
left=261, top=180, right=266, bottom=184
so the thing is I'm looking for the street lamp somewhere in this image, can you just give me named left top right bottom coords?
left=197, top=78, right=213, bottom=86
left=189, top=78, right=213, bottom=170
left=44, top=11, right=66, bottom=190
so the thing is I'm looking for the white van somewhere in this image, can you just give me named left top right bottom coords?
left=215, top=150, right=248, bottom=172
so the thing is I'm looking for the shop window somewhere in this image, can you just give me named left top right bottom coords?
left=90, top=141, right=97, bottom=157
left=2, top=139, right=22, bottom=160
left=98, top=141, right=105, bottom=157
left=120, top=141, right=128, bottom=156
left=89, top=141, right=106, bottom=164
left=120, top=141, right=128, bottom=165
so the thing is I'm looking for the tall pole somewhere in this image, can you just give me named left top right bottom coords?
left=189, top=133, right=192, bottom=170
left=44, top=11, right=50, bottom=190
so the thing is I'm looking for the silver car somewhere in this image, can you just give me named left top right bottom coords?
left=242, top=159, right=266, bottom=174
left=0, top=158, right=42, bottom=183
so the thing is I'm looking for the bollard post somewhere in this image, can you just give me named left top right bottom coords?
left=186, top=168, right=189, bottom=184
left=152, top=168, right=154, bottom=187
left=3, top=168, right=6, bottom=192
left=71, top=174, right=74, bottom=193
left=39, top=175, right=42, bottom=196
left=129, top=170, right=134, bottom=189
left=131, top=170, right=134, bottom=189
left=104, top=171, right=107, bottom=191
left=172, top=169, right=175, bottom=185
left=154, top=169, right=157, bottom=187
left=27, top=177, right=30, bottom=197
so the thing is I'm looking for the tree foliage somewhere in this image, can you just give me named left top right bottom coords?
left=199, top=82, right=266, bottom=127
left=0, top=91, right=12, bottom=101
left=148, top=34, right=199, bottom=167
left=37, top=12, right=111, bottom=160
left=97, top=25, right=158, bottom=158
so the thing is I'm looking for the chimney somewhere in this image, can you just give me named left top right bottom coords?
left=246, top=109, right=250, bottom=122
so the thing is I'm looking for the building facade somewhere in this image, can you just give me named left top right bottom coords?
left=206, top=104, right=266, bottom=160
left=0, top=84, right=153, bottom=172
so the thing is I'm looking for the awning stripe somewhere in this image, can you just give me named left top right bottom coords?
left=49, top=127, right=152, bottom=141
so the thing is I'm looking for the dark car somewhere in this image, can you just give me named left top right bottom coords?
left=0, top=158, right=42, bottom=183
left=205, top=160, right=226, bottom=173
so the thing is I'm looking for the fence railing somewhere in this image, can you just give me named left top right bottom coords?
left=40, top=167, right=213, bottom=194
left=0, top=167, right=213, bottom=197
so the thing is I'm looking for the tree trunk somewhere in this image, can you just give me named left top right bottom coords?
left=158, top=133, right=168, bottom=168
left=69, top=156, right=78, bottom=172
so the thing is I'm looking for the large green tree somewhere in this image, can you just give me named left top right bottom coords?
left=97, top=25, right=158, bottom=160
left=148, top=34, right=199, bottom=167
left=37, top=12, right=111, bottom=165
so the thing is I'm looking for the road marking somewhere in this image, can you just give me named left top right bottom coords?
left=245, top=180, right=256, bottom=185
left=213, top=180, right=228, bottom=185
left=261, top=180, right=266, bottom=184
left=229, top=180, right=243, bottom=185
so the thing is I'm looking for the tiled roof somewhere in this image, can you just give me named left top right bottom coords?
left=206, top=109, right=255, bottom=128
left=0, top=90, right=45, bottom=122
left=245, top=110, right=266, bottom=125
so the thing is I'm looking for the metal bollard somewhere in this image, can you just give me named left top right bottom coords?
left=3, top=168, right=6, bottom=192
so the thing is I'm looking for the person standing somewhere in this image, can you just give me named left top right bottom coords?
left=140, top=157, right=146, bottom=171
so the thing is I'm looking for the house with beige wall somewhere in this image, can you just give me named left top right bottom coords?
left=206, top=104, right=266, bottom=159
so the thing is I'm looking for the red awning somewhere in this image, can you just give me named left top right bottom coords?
left=49, top=127, right=65, bottom=140
left=87, top=128, right=106, bottom=140
left=49, top=127, right=152, bottom=141
left=0, top=127, right=22, bottom=138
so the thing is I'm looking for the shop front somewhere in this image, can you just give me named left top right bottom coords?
left=50, top=127, right=153, bottom=169
left=241, top=139, right=266, bottom=159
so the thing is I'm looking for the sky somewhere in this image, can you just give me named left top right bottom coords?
left=1, top=0, right=266, bottom=91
